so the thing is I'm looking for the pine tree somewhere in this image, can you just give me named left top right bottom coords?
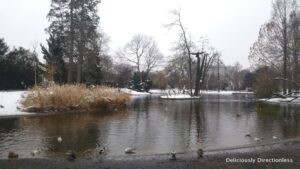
left=41, top=34, right=67, bottom=83
left=45, top=0, right=102, bottom=84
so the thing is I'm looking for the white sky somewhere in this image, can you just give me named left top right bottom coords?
left=0, top=0, right=273, bottom=68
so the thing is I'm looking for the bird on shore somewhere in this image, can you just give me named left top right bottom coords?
left=99, top=147, right=106, bottom=155
left=66, top=150, right=76, bottom=161
left=254, top=137, right=262, bottom=141
left=8, top=151, right=19, bottom=159
left=170, top=151, right=176, bottom=160
left=57, top=136, right=62, bottom=143
left=124, top=147, right=135, bottom=154
left=197, top=148, right=204, bottom=158
left=30, top=149, right=41, bottom=156
left=273, top=136, right=278, bottom=140
left=245, top=133, right=251, bottom=137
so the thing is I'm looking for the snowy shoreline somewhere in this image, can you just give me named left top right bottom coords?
left=0, top=91, right=30, bottom=117
left=258, top=97, right=300, bottom=104
left=4, top=89, right=291, bottom=117
left=160, top=94, right=201, bottom=100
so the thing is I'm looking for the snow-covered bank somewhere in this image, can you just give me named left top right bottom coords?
left=148, top=89, right=167, bottom=94
left=200, top=90, right=233, bottom=95
left=0, top=91, right=30, bottom=117
left=258, top=97, right=300, bottom=104
left=160, top=94, right=201, bottom=100
left=121, top=88, right=150, bottom=96
left=149, top=89, right=253, bottom=95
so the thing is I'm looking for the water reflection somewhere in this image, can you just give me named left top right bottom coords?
left=0, top=94, right=300, bottom=158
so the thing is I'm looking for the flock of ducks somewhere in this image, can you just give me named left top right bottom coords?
left=245, top=133, right=278, bottom=142
left=7, top=133, right=279, bottom=160
left=7, top=135, right=205, bottom=161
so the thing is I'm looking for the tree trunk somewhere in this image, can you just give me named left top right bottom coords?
left=292, top=12, right=299, bottom=91
left=283, top=0, right=288, bottom=94
left=67, top=0, right=74, bottom=83
left=198, top=54, right=207, bottom=89
left=217, top=55, right=220, bottom=92
left=194, top=53, right=201, bottom=96
left=77, top=1, right=85, bottom=83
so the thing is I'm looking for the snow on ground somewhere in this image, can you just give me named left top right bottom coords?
left=160, top=94, right=201, bottom=100
left=0, top=91, right=30, bottom=117
left=258, top=97, right=300, bottom=104
left=149, top=89, right=253, bottom=95
left=148, top=89, right=167, bottom=94
left=200, top=90, right=233, bottom=95
left=200, top=90, right=253, bottom=95
left=121, top=88, right=150, bottom=95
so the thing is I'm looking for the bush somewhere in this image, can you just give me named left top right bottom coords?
left=254, top=71, right=278, bottom=98
left=129, top=72, right=152, bottom=92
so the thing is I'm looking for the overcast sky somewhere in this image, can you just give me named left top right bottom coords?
left=0, top=0, right=273, bottom=68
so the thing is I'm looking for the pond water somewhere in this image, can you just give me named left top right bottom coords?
left=0, top=94, right=300, bottom=158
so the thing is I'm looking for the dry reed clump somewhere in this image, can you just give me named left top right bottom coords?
left=20, top=84, right=129, bottom=112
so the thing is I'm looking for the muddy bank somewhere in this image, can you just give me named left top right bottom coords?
left=0, top=138, right=299, bottom=169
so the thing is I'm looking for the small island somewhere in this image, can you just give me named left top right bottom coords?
left=20, top=84, right=129, bottom=113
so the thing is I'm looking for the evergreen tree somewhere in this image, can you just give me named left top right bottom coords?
left=41, top=34, right=67, bottom=83
left=0, top=38, right=9, bottom=56
left=45, top=0, right=102, bottom=84
left=75, top=0, right=101, bottom=83
left=0, top=43, right=42, bottom=90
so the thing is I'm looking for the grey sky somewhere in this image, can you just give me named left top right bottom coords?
left=0, top=0, right=272, bottom=68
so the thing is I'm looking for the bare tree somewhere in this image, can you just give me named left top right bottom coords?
left=144, top=40, right=163, bottom=79
left=289, top=10, right=300, bottom=88
left=118, top=34, right=162, bottom=82
left=166, top=9, right=194, bottom=96
left=249, top=0, right=298, bottom=94
left=164, top=53, right=190, bottom=89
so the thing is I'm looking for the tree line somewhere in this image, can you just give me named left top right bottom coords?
left=0, top=38, right=42, bottom=90
left=1, top=0, right=260, bottom=92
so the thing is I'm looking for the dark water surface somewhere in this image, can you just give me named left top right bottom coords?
left=0, top=94, right=300, bottom=158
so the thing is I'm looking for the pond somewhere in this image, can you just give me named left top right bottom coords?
left=0, top=94, right=300, bottom=158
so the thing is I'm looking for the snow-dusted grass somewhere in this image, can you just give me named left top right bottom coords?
left=0, top=91, right=30, bottom=116
left=121, top=88, right=150, bottom=95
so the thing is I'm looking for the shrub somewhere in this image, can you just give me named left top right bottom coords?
left=254, top=71, right=278, bottom=98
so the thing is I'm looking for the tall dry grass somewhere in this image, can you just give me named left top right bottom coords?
left=20, top=84, right=129, bottom=112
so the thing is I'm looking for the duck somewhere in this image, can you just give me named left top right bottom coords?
left=30, top=149, right=41, bottom=156
left=272, top=136, right=278, bottom=140
left=245, top=133, right=251, bottom=137
left=254, top=137, right=262, bottom=141
left=124, top=147, right=135, bottom=154
left=8, top=151, right=19, bottom=159
left=170, top=151, right=176, bottom=160
left=197, top=148, right=204, bottom=158
left=66, top=150, right=76, bottom=161
left=57, top=136, right=62, bottom=143
left=0, top=105, right=4, bottom=108
left=99, top=147, right=106, bottom=155
left=236, top=113, right=241, bottom=117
